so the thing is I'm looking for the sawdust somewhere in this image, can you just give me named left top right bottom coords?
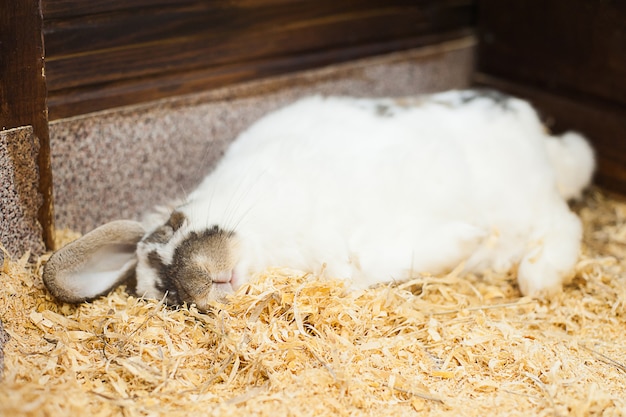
left=0, top=189, right=625, bottom=416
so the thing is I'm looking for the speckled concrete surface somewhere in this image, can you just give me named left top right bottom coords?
left=0, top=126, right=45, bottom=262
left=50, top=38, right=476, bottom=232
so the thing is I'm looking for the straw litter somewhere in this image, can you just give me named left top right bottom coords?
left=0, top=188, right=625, bottom=416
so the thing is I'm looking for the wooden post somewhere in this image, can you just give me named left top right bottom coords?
left=0, top=0, right=55, bottom=250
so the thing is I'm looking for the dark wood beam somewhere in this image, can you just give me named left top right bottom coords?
left=0, top=0, right=55, bottom=250
left=42, top=0, right=476, bottom=119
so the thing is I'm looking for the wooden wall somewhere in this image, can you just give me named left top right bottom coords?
left=43, top=0, right=476, bottom=120
left=475, top=0, right=626, bottom=193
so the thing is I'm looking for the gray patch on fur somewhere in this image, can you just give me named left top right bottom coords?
left=375, top=104, right=394, bottom=117
left=460, top=88, right=513, bottom=110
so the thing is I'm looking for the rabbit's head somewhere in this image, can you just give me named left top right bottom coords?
left=43, top=211, right=239, bottom=311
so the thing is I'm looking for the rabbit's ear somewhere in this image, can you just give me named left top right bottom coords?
left=43, top=220, right=146, bottom=303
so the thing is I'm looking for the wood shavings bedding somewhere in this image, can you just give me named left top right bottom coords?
left=1, top=189, right=625, bottom=416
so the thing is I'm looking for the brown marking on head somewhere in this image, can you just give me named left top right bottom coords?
left=145, top=224, right=238, bottom=310
left=143, top=211, right=187, bottom=244
left=169, top=226, right=237, bottom=309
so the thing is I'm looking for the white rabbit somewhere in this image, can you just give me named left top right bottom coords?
left=43, top=90, right=595, bottom=310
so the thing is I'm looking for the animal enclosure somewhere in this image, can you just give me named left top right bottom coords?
left=1, top=0, right=626, bottom=416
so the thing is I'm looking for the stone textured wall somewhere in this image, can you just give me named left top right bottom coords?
left=0, top=126, right=45, bottom=263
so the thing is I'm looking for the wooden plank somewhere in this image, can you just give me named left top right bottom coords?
left=43, top=0, right=475, bottom=118
left=0, top=0, right=55, bottom=250
left=44, top=3, right=235, bottom=57
left=474, top=73, right=626, bottom=195
left=42, top=0, right=305, bottom=19
left=48, top=30, right=474, bottom=120
left=45, top=1, right=473, bottom=91
left=44, top=13, right=450, bottom=90
left=1, top=2, right=46, bottom=129
left=477, top=0, right=626, bottom=105
left=44, top=1, right=428, bottom=57
left=43, top=0, right=193, bottom=19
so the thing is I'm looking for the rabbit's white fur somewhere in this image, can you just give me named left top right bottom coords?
left=132, top=91, right=594, bottom=301
left=545, top=132, right=595, bottom=200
